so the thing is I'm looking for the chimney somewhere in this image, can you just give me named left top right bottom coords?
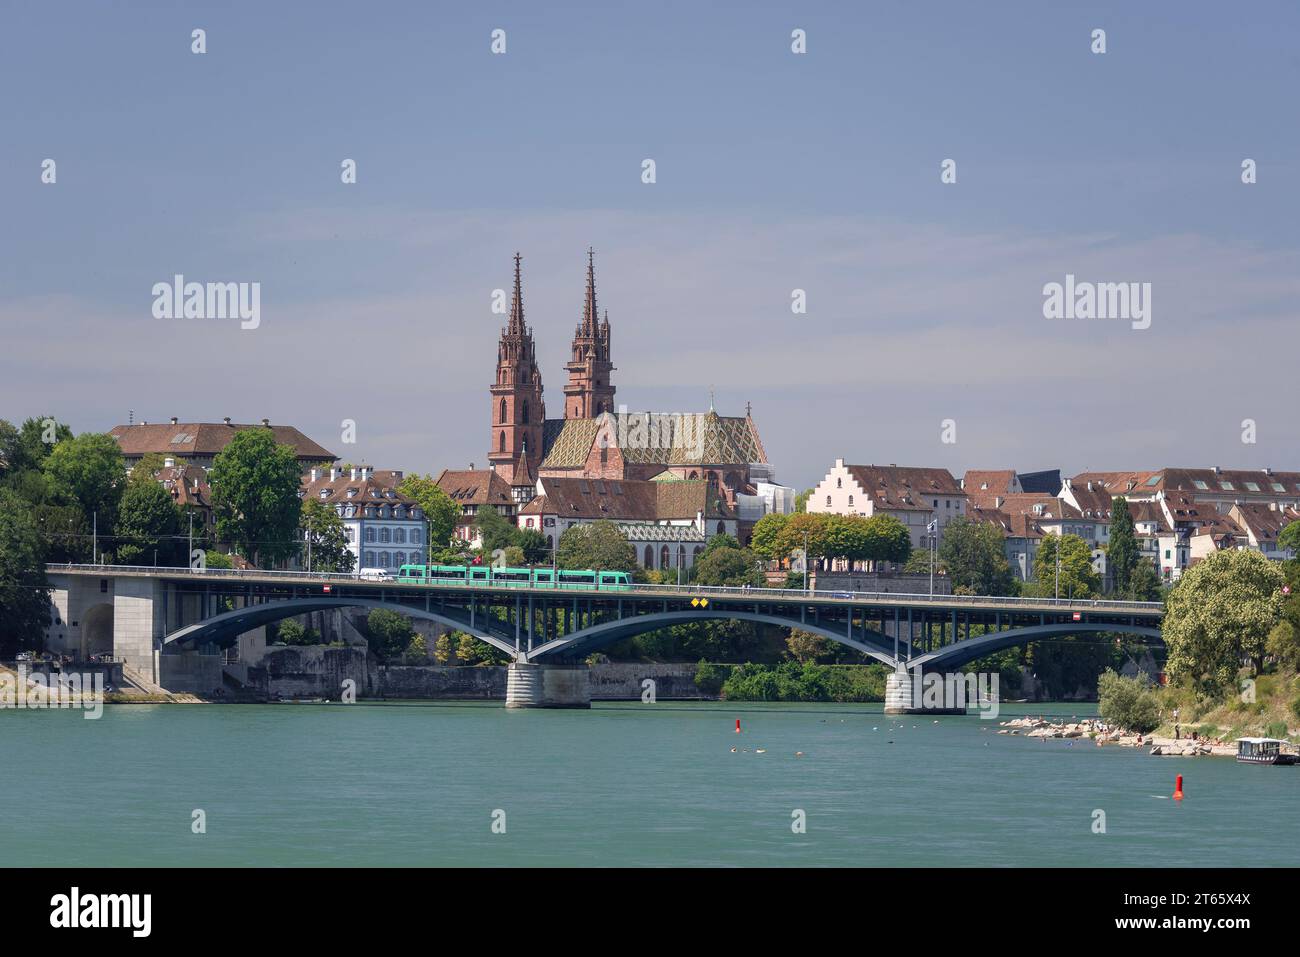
left=350, top=467, right=357, bottom=481
left=169, top=416, right=178, bottom=425
left=329, top=467, right=337, bottom=481
left=223, top=417, right=232, bottom=425
left=1087, top=481, right=1094, bottom=491
left=310, top=468, right=319, bottom=482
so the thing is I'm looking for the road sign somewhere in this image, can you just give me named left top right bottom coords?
left=1072, top=611, right=1081, bottom=621
left=323, top=585, right=331, bottom=593
left=691, top=597, right=709, bottom=608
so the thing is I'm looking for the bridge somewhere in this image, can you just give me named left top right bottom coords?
left=43, top=564, right=1164, bottom=709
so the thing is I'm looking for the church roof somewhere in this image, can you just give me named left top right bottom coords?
left=539, top=410, right=768, bottom=469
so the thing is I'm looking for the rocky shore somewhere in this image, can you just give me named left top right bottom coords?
left=996, top=715, right=1237, bottom=757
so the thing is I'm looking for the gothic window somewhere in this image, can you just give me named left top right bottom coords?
left=499, top=431, right=506, bottom=453
left=678, top=544, right=686, bottom=568
left=500, top=398, right=506, bottom=423
left=522, top=399, right=529, bottom=422
left=660, top=545, right=670, bottom=568
left=644, top=545, right=654, bottom=567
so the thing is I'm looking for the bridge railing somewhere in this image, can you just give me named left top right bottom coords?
left=47, top=563, right=1164, bottom=613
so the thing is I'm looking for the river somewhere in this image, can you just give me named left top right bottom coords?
left=3, top=701, right=1296, bottom=866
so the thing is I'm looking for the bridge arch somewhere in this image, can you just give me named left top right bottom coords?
left=525, top=610, right=899, bottom=665
left=163, top=597, right=516, bottom=658
left=83, top=602, right=114, bottom=658
left=907, top=622, right=1163, bottom=671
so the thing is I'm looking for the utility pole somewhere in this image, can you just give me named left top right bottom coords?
left=927, top=520, right=937, bottom=596
left=1055, top=536, right=1061, bottom=600
left=92, top=511, right=97, bottom=565
left=803, top=529, right=810, bottom=593
left=187, top=511, right=194, bottom=568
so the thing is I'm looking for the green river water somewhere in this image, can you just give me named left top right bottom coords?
left=3, top=700, right=1296, bottom=867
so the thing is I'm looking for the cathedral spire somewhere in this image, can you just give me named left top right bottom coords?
left=581, top=246, right=597, bottom=334
left=508, top=251, right=525, bottom=334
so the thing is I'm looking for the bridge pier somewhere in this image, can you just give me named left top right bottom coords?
left=505, top=662, right=591, bottom=709
left=883, top=668, right=967, bottom=715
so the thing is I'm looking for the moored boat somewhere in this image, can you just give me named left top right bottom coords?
left=1235, top=737, right=1298, bottom=765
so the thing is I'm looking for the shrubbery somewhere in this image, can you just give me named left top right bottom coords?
left=713, top=661, right=888, bottom=702
left=1097, top=670, right=1161, bottom=734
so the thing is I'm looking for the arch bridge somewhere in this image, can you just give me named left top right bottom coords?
left=44, top=565, right=1164, bottom=706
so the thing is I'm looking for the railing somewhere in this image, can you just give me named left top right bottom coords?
left=47, top=563, right=1164, bottom=612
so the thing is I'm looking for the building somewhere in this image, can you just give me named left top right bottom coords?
left=299, top=466, right=426, bottom=573
left=110, top=417, right=336, bottom=472
left=808, top=460, right=966, bottom=549
left=517, top=475, right=737, bottom=572
left=435, top=468, right=517, bottom=548
left=485, top=250, right=791, bottom=548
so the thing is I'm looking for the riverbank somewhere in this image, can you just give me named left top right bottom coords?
left=997, top=715, right=1238, bottom=757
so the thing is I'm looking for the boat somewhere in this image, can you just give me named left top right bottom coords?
left=1235, top=737, right=1298, bottom=765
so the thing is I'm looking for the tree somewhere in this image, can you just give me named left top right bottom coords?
left=1108, top=497, right=1139, bottom=595
left=277, top=619, right=321, bottom=646
left=114, top=479, right=182, bottom=566
left=473, top=505, right=518, bottom=555
left=1279, top=520, right=1300, bottom=557
left=456, top=633, right=509, bottom=665
left=1097, top=670, right=1161, bottom=734
left=0, top=416, right=73, bottom=479
left=300, top=497, right=356, bottom=573
left=433, top=632, right=453, bottom=664
left=693, top=542, right=763, bottom=587
left=786, top=629, right=832, bottom=664
left=555, top=520, right=637, bottom=572
left=397, top=473, right=461, bottom=558
left=366, top=608, right=414, bottom=660
left=1163, top=548, right=1285, bottom=695
left=793, top=489, right=813, bottom=514
left=772, top=512, right=829, bottom=565
left=1266, top=620, right=1300, bottom=671
left=207, top=428, right=303, bottom=567
left=0, top=487, right=52, bottom=656
left=1032, top=534, right=1100, bottom=598
left=749, top=512, right=788, bottom=561
left=1124, top=559, right=1163, bottom=602
left=861, top=514, right=911, bottom=569
left=515, top=528, right=550, bottom=564
left=43, top=432, right=126, bottom=536
left=938, top=516, right=1016, bottom=596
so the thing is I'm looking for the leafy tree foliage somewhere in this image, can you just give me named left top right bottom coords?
left=1031, top=534, right=1100, bottom=598
left=555, top=520, right=637, bottom=572
left=300, top=497, right=356, bottom=572
left=208, top=428, right=303, bottom=567
left=1097, top=670, right=1161, bottom=734
left=1163, top=548, right=1285, bottom=694
left=1108, top=497, right=1139, bottom=595
left=0, top=487, right=52, bottom=656
left=366, top=608, right=414, bottom=660
left=43, top=432, right=126, bottom=535
left=397, top=473, right=461, bottom=557
left=114, top=479, right=182, bottom=566
left=938, top=516, right=1016, bottom=595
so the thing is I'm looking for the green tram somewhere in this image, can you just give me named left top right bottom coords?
left=396, top=563, right=632, bottom=591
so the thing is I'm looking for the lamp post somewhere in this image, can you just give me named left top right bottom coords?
left=927, top=519, right=937, bottom=596
left=803, top=529, right=809, bottom=593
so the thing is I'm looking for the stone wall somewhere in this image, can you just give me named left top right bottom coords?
left=247, top=646, right=369, bottom=699
left=589, top=662, right=705, bottom=700
left=160, top=653, right=224, bottom=694
left=371, top=665, right=505, bottom=699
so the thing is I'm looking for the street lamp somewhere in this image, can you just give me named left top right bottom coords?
left=927, top=519, right=937, bottom=596
left=803, top=529, right=810, bottom=593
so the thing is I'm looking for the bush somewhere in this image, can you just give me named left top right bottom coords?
left=1097, top=670, right=1161, bottom=734
left=1266, top=720, right=1289, bottom=739
left=718, top=661, right=888, bottom=702
left=693, top=660, right=731, bottom=696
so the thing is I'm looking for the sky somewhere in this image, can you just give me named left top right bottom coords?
left=2, top=1, right=1298, bottom=490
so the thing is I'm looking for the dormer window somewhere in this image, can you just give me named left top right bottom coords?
left=319, top=489, right=329, bottom=499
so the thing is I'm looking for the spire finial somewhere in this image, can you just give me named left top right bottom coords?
left=509, top=252, right=524, bottom=333
left=582, top=247, right=597, bottom=332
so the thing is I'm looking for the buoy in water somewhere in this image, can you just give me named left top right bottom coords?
left=1173, top=774, right=1184, bottom=801
left=735, top=718, right=741, bottom=733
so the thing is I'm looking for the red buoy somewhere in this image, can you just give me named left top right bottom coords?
left=735, top=718, right=741, bottom=733
left=1173, top=774, right=1184, bottom=800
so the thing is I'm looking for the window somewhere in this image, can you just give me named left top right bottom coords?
left=1193, top=480, right=1208, bottom=490
left=394, top=528, right=406, bottom=544
left=836, top=478, right=842, bottom=489
left=522, top=398, right=529, bottom=422
left=1245, top=482, right=1260, bottom=492
left=380, top=528, right=391, bottom=543
left=394, top=551, right=406, bottom=565
left=848, top=495, right=854, bottom=506
left=499, top=431, right=506, bottom=452
left=410, top=529, right=421, bottom=545
left=500, top=398, right=506, bottom=423
left=660, top=545, right=671, bottom=568
left=364, top=551, right=376, bottom=565
left=364, top=528, right=376, bottom=543
left=379, top=551, right=390, bottom=567
left=826, top=495, right=831, bottom=507
left=644, top=545, right=655, bottom=567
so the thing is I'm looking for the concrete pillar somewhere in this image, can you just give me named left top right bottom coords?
left=113, top=577, right=164, bottom=674
left=505, top=662, right=591, bottom=709
left=883, top=668, right=914, bottom=714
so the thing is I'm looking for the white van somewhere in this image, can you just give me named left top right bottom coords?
left=357, top=568, right=392, bottom=582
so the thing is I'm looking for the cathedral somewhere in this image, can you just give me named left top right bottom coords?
left=486, top=251, right=776, bottom=513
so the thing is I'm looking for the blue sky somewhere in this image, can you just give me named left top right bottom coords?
left=2, top=1, right=1298, bottom=488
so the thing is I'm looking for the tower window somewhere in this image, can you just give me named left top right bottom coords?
left=499, top=431, right=506, bottom=452
left=499, top=398, right=506, bottom=423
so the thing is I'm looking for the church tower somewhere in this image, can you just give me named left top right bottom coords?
left=489, top=253, right=545, bottom=491
left=563, top=248, right=616, bottom=419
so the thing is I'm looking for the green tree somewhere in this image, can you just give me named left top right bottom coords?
left=1107, top=497, right=1139, bottom=595
left=473, top=505, right=519, bottom=555
left=1032, top=534, right=1100, bottom=598
left=1124, top=559, right=1163, bottom=602
left=208, top=428, right=303, bottom=567
left=693, top=542, right=764, bottom=587
left=0, top=416, right=73, bottom=479
left=397, top=473, right=461, bottom=558
left=300, top=497, right=356, bottom=572
left=937, top=516, right=1015, bottom=596
left=1279, top=521, right=1300, bottom=557
left=793, top=489, right=813, bottom=514
left=862, top=514, right=912, bottom=568
left=277, top=619, right=322, bottom=646
left=749, top=512, right=788, bottom=561
left=43, top=432, right=126, bottom=538
left=1163, top=548, right=1285, bottom=694
left=515, top=528, right=550, bottom=564
left=433, top=632, right=453, bottom=664
left=114, top=479, right=182, bottom=566
left=555, top=520, right=637, bottom=572
left=786, top=629, right=832, bottom=663
left=1266, top=620, right=1300, bottom=671
left=1097, top=670, right=1161, bottom=734
left=366, top=608, right=414, bottom=660
left=772, top=511, right=829, bottom=565
left=0, top=487, right=52, bottom=656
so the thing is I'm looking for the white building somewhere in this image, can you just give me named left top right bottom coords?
left=299, top=467, right=427, bottom=573
left=808, top=459, right=966, bottom=549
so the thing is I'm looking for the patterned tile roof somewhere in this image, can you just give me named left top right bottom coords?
left=539, top=410, right=768, bottom=469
